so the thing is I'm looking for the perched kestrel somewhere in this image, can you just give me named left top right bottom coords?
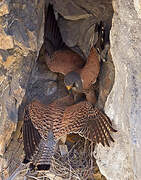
left=63, top=47, right=100, bottom=104
left=44, top=4, right=108, bottom=104
left=23, top=95, right=117, bottom=170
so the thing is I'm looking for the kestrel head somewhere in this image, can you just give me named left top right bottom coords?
left=64, top=71, right=83, bottom=92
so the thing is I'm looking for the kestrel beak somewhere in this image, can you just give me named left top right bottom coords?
left=66, top=86, right=72, bottom=91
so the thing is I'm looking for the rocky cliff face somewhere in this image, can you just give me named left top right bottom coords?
left=95, top=1, right=141, bottom=180
left=0, top=0, right=45, bottom=178
left=0, top=0, right=141, bottom=180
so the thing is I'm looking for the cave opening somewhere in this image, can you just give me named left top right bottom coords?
left=1, top=0, right=115, bottom=179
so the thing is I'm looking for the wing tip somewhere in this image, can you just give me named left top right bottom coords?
left=89, top=108, right=117, bottom=147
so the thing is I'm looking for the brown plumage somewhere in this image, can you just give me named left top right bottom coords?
left=23, top=95, right=117, bottom=170
left=44, top=4, right=102, bottom=104
left=45, top=49, right=85, bottom=75
left=75, top=47, right=100, bottom=90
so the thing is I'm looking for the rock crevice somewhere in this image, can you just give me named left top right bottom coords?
left=0, top=0, right=141, bottom=179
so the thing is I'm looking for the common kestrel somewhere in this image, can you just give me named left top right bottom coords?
left=44, top=4, right=108, bottom=104
left=23, top=95, right=117, bottom=170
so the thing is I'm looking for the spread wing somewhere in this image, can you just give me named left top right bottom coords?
left=23, top=99, right=65, bottom=162
left=23, top=95, right=74, bottom=159
left=27, top=100, right=66, bottom=139
left=23, top=106, right=41, bottom=161
left=23, top=103, right=57, bottom=169
left=23, top=95, right=117, bottom=163
left=23, top=95, right=73, bottom=168
left=63, top=101, right=117, bottom=146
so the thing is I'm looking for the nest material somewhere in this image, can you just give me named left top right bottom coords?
left=2, top=132, right=106, bottom=180
left=50, top=136, right=95, bottom=179
left=25, top=134, right=103, bottom=180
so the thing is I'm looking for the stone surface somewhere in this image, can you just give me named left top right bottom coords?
left=0, top=2, right=9, bottom=16
left=53, top=0, right=92, bottom=20
left=58, top=15, right=96, bottom=57
left=53, top=0, right=113, bottom=23
left=134, top=0, right=141, bottom=18
left=95, top=0, right=141, bottom=180
left=0, top=0, right=44, bottom=160
left=52, top=0, right=113, bottom=57
left=0, top=30, right=14, bottom=49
